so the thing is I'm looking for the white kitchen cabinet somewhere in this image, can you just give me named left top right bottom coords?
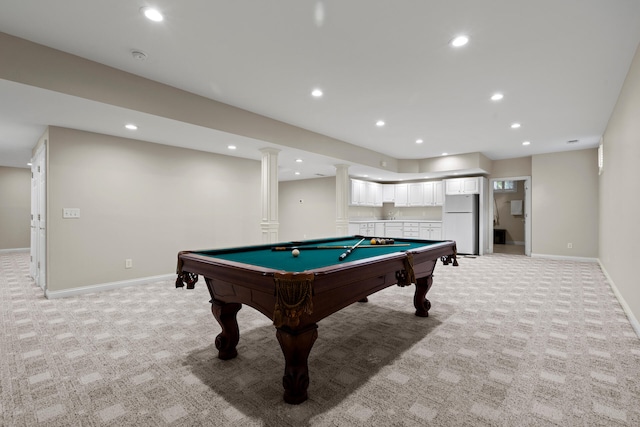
left=350, top=179, right=383, bottom=206
left=408, top=183, right=424, bottom=206
left=423, top=181, right=444, bottom=206
left=420, top=222, right=442, bottom=240
left=382, top=184, right=395, bottom=203
left=356, top=222, right=375, bottom=236
left=350, top=179, right=364, bottom=205
left=403, top=222, right=421, bottom=238
left=445, top=177, right=480, bottom=195
left=384, top=222, right=403, bottom=238
left=394, top=184, right=409, bottom=207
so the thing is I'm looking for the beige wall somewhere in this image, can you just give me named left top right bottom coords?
left=600, top=43, right=640, bottom=326
left=46, top=127, right=262, bottom=292
left=531, top=149, right=599, bottom=258
left=279, top=177, right=337, bottom=241
left=490, top=156, right=532, bottom=178
left=0, top=166, right=31, bottom=250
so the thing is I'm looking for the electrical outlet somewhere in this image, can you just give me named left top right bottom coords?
left=567, top=243, right=573, bottom=249
left=62, top=208, right=80, bottom=218
left=125, top=259, right=133, bottom=269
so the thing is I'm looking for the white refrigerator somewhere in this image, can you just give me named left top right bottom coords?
left=443, top=194, right=479, bottom=255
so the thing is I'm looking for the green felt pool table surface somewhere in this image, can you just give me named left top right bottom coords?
left=192, top=236, right=441, bottom=272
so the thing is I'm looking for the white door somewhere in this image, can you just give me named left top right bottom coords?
left=30, top=163, right=37, bottom=279
left=33, top=145, right=46, bottom=290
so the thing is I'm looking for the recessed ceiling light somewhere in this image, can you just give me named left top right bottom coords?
left=416, top=139, right=423, bottom=144
left=311, top=89, right=323, bottom=97
left=295, top=158, right=303, bottom=163
left=295, top=171, right=301, bottom=175
left=451, top=35, right=469, bottom=47
left=27, top=162, right=32, bottom=166
left=491, top=93, right=504, bottom=101
left=141, top=7, right=164, bottom=22
left=125, top=124, right=138, bottom=130
left=442, top=152, right=448, bottom=156
left=228, top=145, right=237, bottom=150
left=511, top=123, right=521, bottom=129
left=376, top=120, right=385, bottom=127
left=522, top=141, right=531, bottom=146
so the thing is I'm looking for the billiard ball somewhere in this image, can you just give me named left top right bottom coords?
left=292, top=249, right=300, bottom=257
left=370, top=238, right=377, bottom=245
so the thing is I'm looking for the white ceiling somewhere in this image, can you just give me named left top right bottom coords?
left=1, top=0, right=640, bottom=181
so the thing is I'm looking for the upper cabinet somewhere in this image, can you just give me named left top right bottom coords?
left=394, top=183, right=409, bottom=207
left=445, top=177, right=480, bottom=195
left=423, top=181, right=444, bottom=206
left=350, top=179, right=383, bottom=206
left=351, top=178, right=463, bottom=206
left=408, top=183, right=424, bottom=206
left=382, top=184, right=396, bottom=203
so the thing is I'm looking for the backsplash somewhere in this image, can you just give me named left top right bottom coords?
left=349, top=203, right=443, bottom=221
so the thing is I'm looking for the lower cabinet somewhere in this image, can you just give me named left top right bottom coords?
left=420, top=223, right=442, bottom=240
left=384, top=223, right=403, bottom=238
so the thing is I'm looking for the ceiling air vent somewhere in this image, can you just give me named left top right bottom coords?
left=315, top=173, right=326, bottom=177
left=567, top=139, right=579, bottom=144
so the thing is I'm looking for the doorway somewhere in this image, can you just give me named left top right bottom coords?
left=488, top=176, right=531, bottom=256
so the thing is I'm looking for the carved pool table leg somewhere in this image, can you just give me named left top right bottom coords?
left=276, top=324, right=318, bottom=404
left=413, top=275, right=433, bottom=317
left=210, top=299, right=242, bottom=360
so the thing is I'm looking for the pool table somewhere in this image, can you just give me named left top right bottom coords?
left=176, top=236, right=457, bottom=404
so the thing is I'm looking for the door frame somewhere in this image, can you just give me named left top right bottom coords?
left=488, top=176, right=531, bottom=256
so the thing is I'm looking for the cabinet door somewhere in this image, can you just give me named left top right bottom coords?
left=423, top=182, right=434, bottom=205
left=408, top=183, right=424, bottom=206
left=374, top=222, right=385, bottom=236
left=382, top=184, right=395, bottom=202
left=395, top=184, right=409, bottom=206
left=445, top=178, right=463, bottom=195
left=445, top=177, right=479, bottom=195
left=430, top=227, right=442, bottom=240
left=462, top=178, right=479, bottom=194
left=433, top=181, right=444, bottom=205
left=385, top=224, right=403, bottom=238
left=350, top=179, right=363, bottom=205
left=372, top=182, right=383, bottom=206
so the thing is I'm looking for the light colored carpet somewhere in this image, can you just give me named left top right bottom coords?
left=1, top=251, right=639, bottom=426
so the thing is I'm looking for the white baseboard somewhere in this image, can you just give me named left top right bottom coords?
left=0, top=247, right=29, bottom=254
left=598, top=260, right=640, bottom=339
left=530, top=253, right=598, bottom=263
left=44, top=273, right=176, bottom=299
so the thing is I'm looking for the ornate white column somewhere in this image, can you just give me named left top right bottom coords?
left=260, top=148, right=280, bottom=243
left=335, top=164, right=350, bottom=236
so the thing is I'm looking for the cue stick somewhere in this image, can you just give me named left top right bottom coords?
left=338, top=237, right=366, bottom=261
left=271, top=244, right=410, bottom=251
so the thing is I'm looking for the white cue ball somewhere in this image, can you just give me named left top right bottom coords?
left=292, top=249, right=300, bottom=257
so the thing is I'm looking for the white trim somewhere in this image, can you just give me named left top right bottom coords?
left=0, top=248, right=30, bottom=254
left=598, top=260, right=640, bottom=339
left=44, top=274, right=176, bottom=299
left=530, top=253, right=598, bottom=263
